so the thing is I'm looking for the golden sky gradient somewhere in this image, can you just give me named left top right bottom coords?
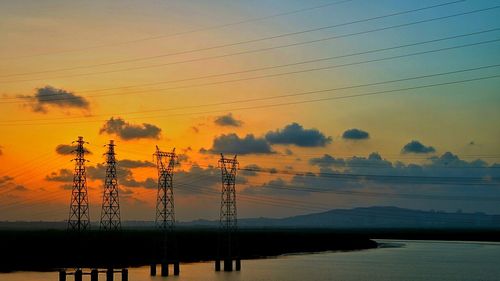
left=1, top=0, right=499, bottom=221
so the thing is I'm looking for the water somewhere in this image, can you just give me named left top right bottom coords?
left=1, top=240, right=500, bottom=281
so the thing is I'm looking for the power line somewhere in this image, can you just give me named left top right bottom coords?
left=1, top=72, right=498, bottom=126
left=2, top=0, right=356, bottom=60
left=2, top=62, right=498, bottom=124
left=3, top=36, right=499, bottom=107
left=1, top=0, right=480, bottom=82
left=191, top=164, right=500, bottom=186
left=176, top=182, right=500, bottom=223
left=179, top=179, right=500, bottom=204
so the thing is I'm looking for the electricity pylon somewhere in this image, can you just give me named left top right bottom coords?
left=154, top=146, right=177, bottom=230
left=219, top=154, right=238, bottom=233
left=68, top=136, right=90, bottom=232
left=152, top=146, right=180, bottom=277
left=100, top=140, right=121, bottom=231
left=216, top=153, right=240, bottom=272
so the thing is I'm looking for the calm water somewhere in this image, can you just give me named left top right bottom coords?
left=1, top=240, right=500, bottom=281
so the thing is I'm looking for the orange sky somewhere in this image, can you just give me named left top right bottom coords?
left=1, top=0, right=499, bottom=221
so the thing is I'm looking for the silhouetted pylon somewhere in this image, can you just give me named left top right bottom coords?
left=154, top=146, right=177, bottom=230
left=216, top=153, right=240, bottom=272
left=152, top=146, right=179, bottom=277
left=68, top=136, right=90, bottom=232
left=100, top=140, right=121, bottom=231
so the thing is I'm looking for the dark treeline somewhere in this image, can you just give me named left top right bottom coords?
left=2, top=227, right=495, bottom=272
left=0, top=228, right=376, bottom=272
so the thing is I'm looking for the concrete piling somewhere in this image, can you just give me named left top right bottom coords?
left=215, top=259, right=221, bottom=271
left=173, top=262, right=180, bottom=276
left=90, top=269, right=98, bottom=281
left=75, top=269, right=83, bottom=281
left=224, top=258, right=233, bottom=272
left=59, top=270, right=66, bottom=281
left=235, top=259, right=241, bottom=271
left=150, top=264, right=156, bottom=276
left=106, top=268, right=114, bottom=281
left=121, top=268, right=128, bottom=281
left=161, top=262, right=169, bottom=276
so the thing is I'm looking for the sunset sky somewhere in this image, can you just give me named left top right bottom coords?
left=0, top=0, right=499, bottom=221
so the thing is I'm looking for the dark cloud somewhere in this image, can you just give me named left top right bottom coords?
left=240, top=164, right=261, bottom=176
left=118, top=159, right=155, bottom=168
left=99, top=117, right=161, bottom=140
left=214, top=113, right=243, bottom=127
left=86, top=163, right=156, bottom=189
left=242, top=178, right=310, bottom=196
left=342, top=128, right=370, bottom=140
left=265, top=122, right=331, bottom=147
left=45, top=169, right=73, bottom=182
left=309, top=154, right=346, bottom=168
left=402, top=140, right=436, bottom=154
left=201, top=133, right=274, bottom=155
left=246, top=151, right=500, bottom=197
left=120, top=187, right=134, bottom=195
left=14, top=185, right=27, bottom=192
left=60, top=184, right=73, bottom=190
left=284, top=148, right=293, bottom=155
left=0, top=176, right=14, bottom=187
left=55, top=144, right=92, bottom=155
left=19, top=85, right=89, bottom=113
left=177, top=154, right=189, bottom=163
left=0, top=176, right=28, bottom=193
left=176, top=165, right=220, bottom=194
left=175, top=164, right=248, bottom=194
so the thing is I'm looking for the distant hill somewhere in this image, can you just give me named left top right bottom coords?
left=1, top=206, right=499, bottom=230
left=237, top=206, right=500, bottom=228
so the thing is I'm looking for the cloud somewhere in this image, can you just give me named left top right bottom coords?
left=201, top=133, right=274, bottom=155
left=55, top=144, right=92, bottom=155
left=309, top=154, right=346, bottom=168
left=265, top=122, right=332, bottom=147
left=117, top=159, right=155, bottom=168
left=175, top=164, right=248, bottom=194
left=240, top=164, right=261, bottom=176
left=0, top=145, right=3, bottom=156
left=402, top=140, right=436, bottom=154
left=0, top=176, right=14, bottom=187
left=214, top=113, right=243, bottom=127
left=60, top=184, right=73, bottom=190
left=243, top=178, right=310, bottom=196
left=86, top=163, right=157, bottom=189
left=177, top=154, right=189, bottom=163
left=342, top=128, right=370, bottom=140
left=99, top=117, right=161, bottom=140
left=45, top=169, right=73, bottom=182
left=19, top=85, right=89, bottom=113
left=246, top=151, right=500, bottom=197
left=0, top=176, right=28, bottom=193
left=14, top=185, right=28, bottom=192
left=175, top=165, right=220, bottom=194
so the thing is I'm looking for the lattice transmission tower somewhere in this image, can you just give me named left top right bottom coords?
left=154, top=146, right=177, bottom=230
left=219, top=154, right=238, bottom=232
left=100, top=140, right=121, bottom=231
left=68, top=136, right=91, bottom=232
left=216, top=153, right=240, bottom=271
